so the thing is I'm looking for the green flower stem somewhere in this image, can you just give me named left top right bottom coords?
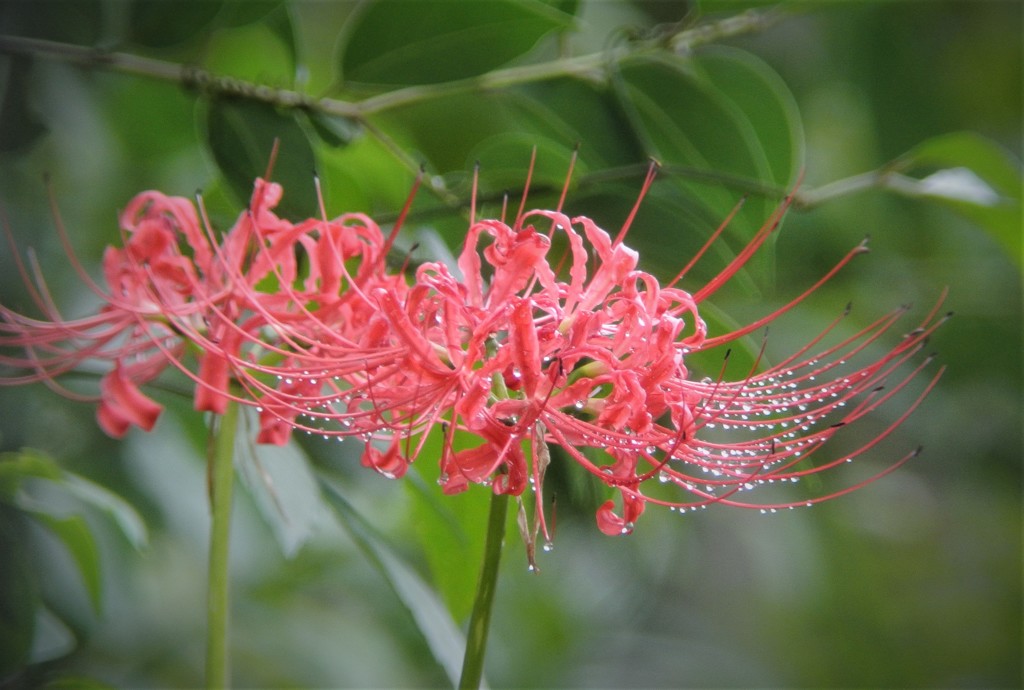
left=458, top=490, right=510, bottom=690
left=206, top=401, right=239, bottom=689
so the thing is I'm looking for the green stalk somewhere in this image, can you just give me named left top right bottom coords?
left=458, top=490, right=510, bottom=690
left=205, top=401, right=239, bottom=689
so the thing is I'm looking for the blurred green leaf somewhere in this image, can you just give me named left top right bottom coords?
left=318, top=472, right=468, bottom=687
left=695, top=0, right=781, bottom=16
left=544, top=0, right=581, bottom=17
left=261, top=4, right=299, bottom=72
left=341, top=0, right=571, bottom=86
left=218, top=0, right=288, bottom=28
left=61, top=474, right=148, bottom=551
left=202, top=20, right=295, bottom=85
left=693, top=46, right=804, bottom=188
left=304, top=110, right=362, bottom=148
left=316, top=135, right=410, bottom=215
left=515, top=77, right=646, bottom=169
left=0, top=57, right=48, bottom=154
left=896, top=132, right=1020, bottom=198
left=0, top=0, right=104, bottom=44
left=104, top=80, right=197, bottom=161
left=1, top=450, right=147, bottom=550
left=29, top=607, right=76, bottom=665
left=405, top=432, right=491, bottom=622
left=364, top=75, right=637, bottom=217
left=26, top=511, right=102, bottom=613
left=612, top=49, right=801, bottom=291
left=0, top=454, right=145, bottom=632
left=369, top=91, right=523, bottom=174
left=0, top=507, right=38, bottom=678
left=38, top=673, right=117, bottom=690
left=0, top=450, right=62, bottom=501
left=204, top=98, right=318, bottom=218
left=128, top=0, right=224, bottom=48
left=890, top=132, right=1022, bottom=267
left=469, top=133, right=579, bottom=200
left=235, top=421, right=330, bottom=558
left=615, top=52, right=783, bottom=218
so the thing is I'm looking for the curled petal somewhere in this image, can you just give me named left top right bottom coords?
left=361, top=439, right=409, bottom=479
left=120, top=190, right=212, bottom=273
left=511, top=299, right=541, bottom=398
left=194, top=349, right=231, bottom=414
left=492, top=442, right=528, bottom=496
left=485, top=227, right=551, bottom=307
left=596, top=493, right=646, bottom=536
left=96, top=368, right=163, bottom=437
left=256, top=410, right=293, bottom=446
left=194, top=326, right=246, bottom=414
left=440, top=442, right=503, bottom=495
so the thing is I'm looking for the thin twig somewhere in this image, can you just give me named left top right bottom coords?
left=0, top=7, right=785, bottom=118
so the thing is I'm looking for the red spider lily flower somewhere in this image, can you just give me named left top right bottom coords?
left=0, top=176, right=410, bottom=440
left=250, top=158, right=946, bottom=544
left=1, top=187, right=213, bottom=435
left=2, top=158, right=946, bottom=545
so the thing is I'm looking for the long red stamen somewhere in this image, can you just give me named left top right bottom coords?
left=613, top=159, right=659, bottom=247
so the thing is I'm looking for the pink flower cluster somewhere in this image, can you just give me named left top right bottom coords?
left=0, top=168, right=946, bottom=535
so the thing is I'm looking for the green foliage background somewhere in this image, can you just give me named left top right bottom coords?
left=0, top=1, right=1020, bottom=687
